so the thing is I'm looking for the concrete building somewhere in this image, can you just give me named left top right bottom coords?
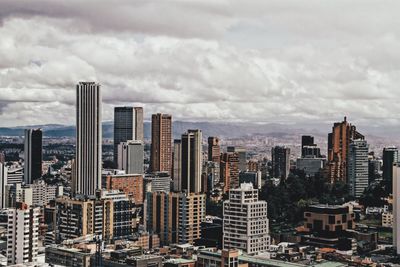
left=220, top=152, right=239, bottom=192
left=106, top=173, right=144, bottom=205
left=393, top=164, right=400, bottom=254
left=208, top=137, right=220, bottom=163
left=383, top=147, right=398, bottom=187
left=238, top=171, right=262, bottom=189
left=7, top=167, right=23, bottom=185
left=7, top=183, right=33, bottom=207
left=181, top=129, right=203, bottom=193
left=228, top=146, right=247, bottom=172
left=114, top=106, right=144, bottom=166
left=24, top=128, right=43, bottom=184
left=328, top=117, right=364, bottom=184
left=296, top=157, right=325, bottom=176
left=146, top=191, right=206, bottom=245
left=7, top=203, right=40, bottom=265
left=173, top=139, right=182, bottom=192
left=151, top=113, right=172, bottom=174
left=348, top=139, right=369, bottom=198
left=145, top=172, right=171, bottom=193
left=74, top=82, right=102, bottom=196
left=223, top=183, right=270, bottom=255
left=118, top=140, right=144, bottom=174
left=0, top=163, right=7, bottom=209
left=271, top=146, right=290, bottom=179
left=45, top=246, right=92, bottom=267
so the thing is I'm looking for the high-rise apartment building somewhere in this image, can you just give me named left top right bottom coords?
left=151, top=114, right=172, bottom=174
left=24, top=128, right=42, bottom=184
left=223, top=183, right=270, bottom=255
left=146, top=191, right=205, bottom=245
left=208, top=137, right=220, bottom=163
left=327, top=117, right=364, bottom=183
left=181, top=129, right=202, bottom=193
left=348, top=139, right=369, bottom=198
left=117, top=140, right=144, bottom=174
left=220, top=152, right=239, bottom=192
left=74, top=82, right=102, bottom=196
left=114, top=107, right=144, bottom=166
left=144, top=172, right=171, bottom=193
left=227, top=146, right=247, bottom=172
left=106, top=174, right=144, bottom=205
left=172, top=140, right=182, bottom=192
left=271, top=146, right=290, bottom=179
left=383, top=147, right=398, bottom=187
left=7, top=203, right=40, bottom=265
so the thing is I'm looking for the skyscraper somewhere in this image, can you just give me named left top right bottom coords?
left=24, top=128, right=42, bottom=184
left=151, top=113, right=172, bottom=174
left=220, top=152, right=239, bottom=192
left=223, top=183, right=270, bottom=255
left=117, top=140, right=144, bottom=174
left=114, top=107, right=144, bottom=166
left=271, top=146, right=290, bottom=179
left=172, top=139, right=182, bottom=192
left=328, top=117, right=364, bottom=183
left=301, top=135, right=315, bottom=148
left=181, top=129, right=202, bottom=193
left=208, top=137, right=220, bottom=163
left=0, top=163, right=7, bottom=209
left=383, top=147, right=398, bottom=187
left=227, top=146, right=247, bottom=172
left=393, top=164, right=400, bottom=255
left=74, top=82, right=102, bottom=196
left=348, top=139, right=369, bottom=198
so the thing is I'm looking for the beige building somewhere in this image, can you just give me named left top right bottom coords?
left=151, top=113, right=172, bottom=174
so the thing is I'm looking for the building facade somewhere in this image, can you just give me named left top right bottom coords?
left=151, top=113, right=172, bottom=174
left=348, top=139, right=369, bottom=198
left=208, top=137, right=220, bottom=163
left=271, top=146, right=290, bottom=179
left=173, top=139, right=182, bottom=192
left=105, top=174, right=144, bottom=205
left=117, top=140, right=144, bottom=174
left=181, top=129, right=203, bottom=193
left=74, top=82, right=102, bottom=196
left=220, top=152, right=239, bottom=192
left=223, top=183, right=270, bottom=255
left=24, top=128, right=43, bottom=184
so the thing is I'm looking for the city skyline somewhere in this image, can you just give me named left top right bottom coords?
left=1, top=1, right=400, bottom=130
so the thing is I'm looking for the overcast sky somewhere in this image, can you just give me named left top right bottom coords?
left=0, top=0, right=399, bottom=129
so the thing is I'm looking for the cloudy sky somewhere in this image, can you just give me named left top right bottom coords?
left=0, top=0, right=399, bottom=130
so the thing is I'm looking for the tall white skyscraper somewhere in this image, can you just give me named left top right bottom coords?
left=117, top=140, right=144, bottom=174
left=7, top=204, right=40, bottom=265
left=24, top=128, right=42, bottom=184
left=223, top=183, right=270, bottom=255
left=0, top=163, right=7, bottom=209
left=74, top=82, right=102, bottom=196
left=348, top=139, right=369, bottom=198
left=393, top=164, right=400, bottom=255
left=181, top=129, right=202, bottom=193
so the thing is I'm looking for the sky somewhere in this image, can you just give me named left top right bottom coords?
left=0, top=0, right=400, bottom=130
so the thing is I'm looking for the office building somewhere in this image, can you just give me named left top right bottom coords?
left=106, top=173, right=144, bottom=205
left=0, top=163, right=7, bottom=209
left=393, top=164, right=400, bottom=254
left=383, top=147, right=398, bottom=188
left=348, top=139, right=369, bottom=198
left=151, top=113, right=172, bottom=174
left=173, top=139, right=182, bottom=191
left=7, top=167, right=23, bottom=185
left=114, top=107, right=144, bottom=166
left=208, top=137, right=221, bottom=163
left=74, top=82, right=102, bottom=196
left=24, top=128, right=42, bottom=184
left=328, top=117, right=364, bottom=183
left=301, top=135, right=322, bottom=158
left=271, top=146, right=290, bottom=179
left=220, top=152, right=239, bottom=192
left=30, top=179, right=63, bottom=206
left=368, top=158, right=382, bottom=184
left=45, top=246, right=92, bottom=267
left=145, top=172, right=171, bottom=193
left=302, top=135, right=315, bottom=148
left=204, top=161, right=220, bottom=191
left=7, top=203, right=40, bottom=265
left=223, top=183, right=270, bottom=255
left=118, top=140, right=144, bottom=174
left=7, top=183, right=33, bottom=208
left=181, top=129, right=203, bottom=193
left=238, top=171, right=262, bottom=189
left=146, top=191, right=206, bottom=245
left=228, top=146, right=247, bottom=172
left=296, top=157, right=325, bottom=176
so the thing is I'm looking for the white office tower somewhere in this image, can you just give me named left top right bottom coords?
left=0, top=163, right=7, bottom=209
left=393, top=164, right=400, bottom=255
left=74, top=82, right=102, bottom=196
left=223, top=183, right=270, bottom=255
left=7, top=204, right=40, bottom=265
left=348, top=139, right=369, bottom=198
left=117, top=140, right=144, bottom=174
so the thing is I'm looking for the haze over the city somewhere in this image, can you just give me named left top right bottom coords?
left=1, top=0, right=399, bottom=134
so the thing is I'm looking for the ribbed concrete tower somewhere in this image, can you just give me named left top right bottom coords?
left=74, top=82, right=102, bottom=196
left=24, top=128, right=42, bottom=184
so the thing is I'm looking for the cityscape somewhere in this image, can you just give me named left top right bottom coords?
left=1, top=1, right=400, bottom=267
